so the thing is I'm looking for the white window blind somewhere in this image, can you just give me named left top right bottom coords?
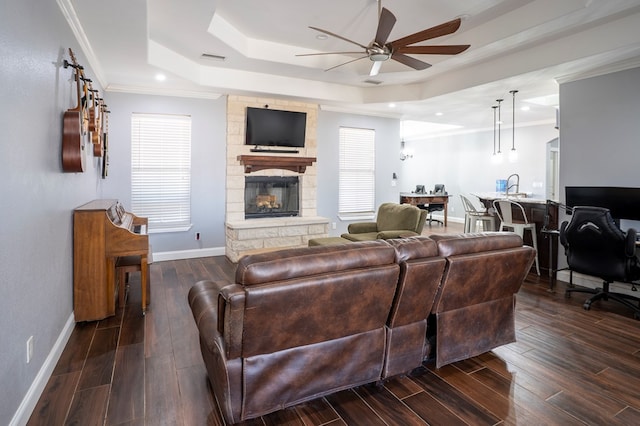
left=339, top=127, right=375, bottom=215
left=131, top=113, right=191, bottom=231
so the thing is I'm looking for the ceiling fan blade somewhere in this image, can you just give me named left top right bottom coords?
left=391, top=53, right=431, bottom=70
left=389, top=18, right=462, bottom=48
left=296, top=51, right=365, bottom=57
left=369, top=60, right=383, bottom=76
left=395, top=44, right=470, bottom=55
left=324, top=55, right=368, bottom=72
left=309, top=26, right=368, bottom=50
left=374, top=8, right=396, bottom=46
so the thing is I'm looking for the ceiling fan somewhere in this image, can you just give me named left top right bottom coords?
left=298, top=3, right=470, bottom=76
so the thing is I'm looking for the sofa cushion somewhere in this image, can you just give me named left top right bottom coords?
left=377, top=202, right=421, bottom=232
left=236, top=240, right=395, bottom=285
left=385, top=236, right=438, bottom=262
left=431, top=231, right=523, bottom=257
left=342, top=232, right=379, bottom=241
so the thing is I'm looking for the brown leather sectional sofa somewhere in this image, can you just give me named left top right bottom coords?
left=188, top=232, right=535, bottom=424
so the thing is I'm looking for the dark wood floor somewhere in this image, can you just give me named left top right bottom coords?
left=29, top=226, right=640, bottom=425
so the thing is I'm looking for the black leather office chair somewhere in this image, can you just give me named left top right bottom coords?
left=419, top=184, right=445, bottom=225
left=560, top=206, right=640, bottom=319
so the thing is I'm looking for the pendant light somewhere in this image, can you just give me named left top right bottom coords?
left=495, top=98, right=504, bottom=163
left=491, top=105, right=499, bottom=163
left=509, top=90, right=519, bottom=163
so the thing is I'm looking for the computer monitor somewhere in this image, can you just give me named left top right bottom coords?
left=565, top=186, right=640, bottom=222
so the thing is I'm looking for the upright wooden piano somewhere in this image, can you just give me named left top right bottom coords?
left=74, top=199, right=149, bottom=322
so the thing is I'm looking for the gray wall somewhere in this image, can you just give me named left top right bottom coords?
left=559, top=66, right=640, bottom=231
left=103, top=93, right=227, bottom=254
left=559, top=67, right=640, bottom=191
left=0, top=1, right=102, bottom=423
left=316, top=111, right=402, bottom=236
left=555, top=66, right=640, bottom=270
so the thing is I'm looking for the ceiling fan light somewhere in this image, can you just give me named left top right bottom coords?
left=370, top=53, right=390, bottom=61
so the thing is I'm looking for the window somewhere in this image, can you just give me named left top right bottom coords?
left=338, top=127, right=375, bottom=216
left=131, top=113, right=191, bottom=232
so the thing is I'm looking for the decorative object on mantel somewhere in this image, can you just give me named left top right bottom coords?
left=237, top=155, right=317, bottom=174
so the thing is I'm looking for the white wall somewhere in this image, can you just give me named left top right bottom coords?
left=400, top=124, right=559, bottom=221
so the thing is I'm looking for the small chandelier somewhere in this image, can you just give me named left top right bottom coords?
left=400, top=140, right=413, bottom=161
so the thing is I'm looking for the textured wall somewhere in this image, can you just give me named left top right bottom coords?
left=0, top=0, right=102, bottom=423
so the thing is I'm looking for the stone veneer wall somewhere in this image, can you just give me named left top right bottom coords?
left=225, top=95, right=328, bottom=262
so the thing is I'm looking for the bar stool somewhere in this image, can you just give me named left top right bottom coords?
left=116, top=255, right=150, bottom=314
left=493, top=199, right=540, bottom=275
left=460, top=195, right=494, bottom=232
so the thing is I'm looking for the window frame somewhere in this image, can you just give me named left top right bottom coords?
left=130, top=112, right=192, bottom=233
left=338, top=126, right=376, bottom=220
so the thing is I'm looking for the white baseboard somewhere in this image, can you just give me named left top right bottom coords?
left=152, top=246, right=226, bottom=262
left=10, top=313, right=75, bottom=426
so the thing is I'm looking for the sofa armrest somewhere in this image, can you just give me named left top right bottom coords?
left=347, top=222, right=378, bottom=234
left=376, top=230, right=419, bottom=240
left=218, top=283, right=246, bottom=359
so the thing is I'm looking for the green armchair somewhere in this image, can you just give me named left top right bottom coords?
left=341, top=202, right=428, bottom=242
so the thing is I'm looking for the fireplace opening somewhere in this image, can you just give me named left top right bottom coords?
left=245, top=176, right=299, bottom=219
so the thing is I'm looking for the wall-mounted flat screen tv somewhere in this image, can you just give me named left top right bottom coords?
left=245, top=107, right=307, bottom=148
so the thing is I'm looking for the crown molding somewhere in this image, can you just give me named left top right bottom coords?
left=57, top=0, right=107, bottom=88
left=105, top=84, right=222, bottom=100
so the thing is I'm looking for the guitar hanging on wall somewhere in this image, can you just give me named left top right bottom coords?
left=101, top=106, right=110, bottom=179
left=91, top=94, right=103, bottom=157
left=61, top=49, right=85, bottom=172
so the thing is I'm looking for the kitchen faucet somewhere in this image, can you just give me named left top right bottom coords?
left=506, top=173, right=520, bottom=196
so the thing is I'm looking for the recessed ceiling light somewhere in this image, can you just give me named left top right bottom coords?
left=155, top=73, right=166, bottom=82
left=388, top=103, right=396, bottom=108
left=521, top=105, right=530, bottom=111
left=435, top=112, right=444, bottom=116
left=316, top=34, right=328, bottom=40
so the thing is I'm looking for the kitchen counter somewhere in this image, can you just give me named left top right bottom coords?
left=473, top=193, right=559, bottom=277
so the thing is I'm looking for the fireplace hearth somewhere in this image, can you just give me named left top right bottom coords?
left=245, top=176, right=299, bottom=219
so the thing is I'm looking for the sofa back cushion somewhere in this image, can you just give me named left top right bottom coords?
left=431, top=232, right=535, bottom=312
left=376, top=202, right=421, bottom=232
left=236, top=240, right=395, bottom=285
left=385, top=237, right=444, bottom=326
left=233, top=241, right=400, bottom=358
left=430, top=231, right=523, bottom=257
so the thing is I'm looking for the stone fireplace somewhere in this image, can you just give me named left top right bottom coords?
left=225, top=96, right=329, bottom=262
left=245, top=176, right=299, bottom=219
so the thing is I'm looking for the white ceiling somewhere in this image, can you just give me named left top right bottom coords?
left=64, top=0, right=640, bottom=137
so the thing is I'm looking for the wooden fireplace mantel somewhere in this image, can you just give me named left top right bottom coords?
left=237, top=155, right=317, bottom=174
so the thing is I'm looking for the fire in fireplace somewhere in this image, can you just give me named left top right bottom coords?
left=245, top=176, right=299, bottom=219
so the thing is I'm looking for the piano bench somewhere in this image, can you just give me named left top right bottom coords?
left=116, top=255, right=150, bottom=314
